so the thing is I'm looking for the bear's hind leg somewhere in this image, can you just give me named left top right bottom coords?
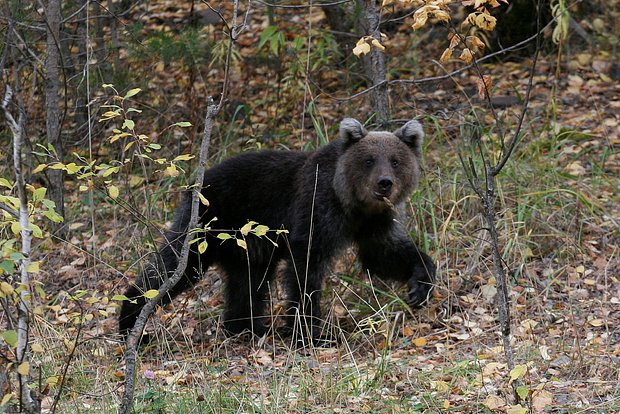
left=119, top=234, right=210, bottom=340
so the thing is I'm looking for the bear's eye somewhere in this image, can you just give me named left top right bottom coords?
left=391, top=159, right=399, bottom=168
left=365, top=158, right=375, bottom=167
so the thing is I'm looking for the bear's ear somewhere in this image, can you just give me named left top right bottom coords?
left=394, top=119, right=424, bottom=156
left=340, top=118, right=368, bottom=143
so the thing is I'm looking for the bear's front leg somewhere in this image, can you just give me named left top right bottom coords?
left=357, top=226, right=435, bottom=308
left=281, top=250, right=328, bottom=344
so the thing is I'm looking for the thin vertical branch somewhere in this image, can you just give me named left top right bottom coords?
left=460, top=0, right=544, bottom=402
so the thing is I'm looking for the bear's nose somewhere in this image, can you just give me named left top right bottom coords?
left=378, top=177, right=393, bottom=192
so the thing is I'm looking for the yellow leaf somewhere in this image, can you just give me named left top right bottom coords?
left=101, top=111, right=120, bottom=118
left=509, top=364, right=528, bottom=383
left=236, top=239, right=247, bottom=250
left=17, top=361, right=30, bottom=376
left=1, top=282, right=14, bottom=295
left=412, top=337, right=427, bottom=347
left=108, top=185, right=119, bottom=200
left=240, top=221, right=256, bottom=236
left=459, top=48, right=474, bottom=64
left=31, top=343, right=44, bottom=353
left=46, top=375, right=60, bottom=386
left=475, top=12, right=496, bottom=31
left=434, top=10, right=450, bottom=22
left=32, top=164, right=47, bottom=174
left=412, top=13, right=428, bottom=30
left=443, top=399, right=450, bottom=409
left=165, top=164, right=179, bottom=177
left=370, top=38, right=385, bottom=51
left=48, top=163, right=66, bottom=170
left=467, top=35, right=486, bottom=50
left=198, top=193, right=209, bottom=206
left=173, top=154, right=194, bottom=162
left=10, top=221, right=20, bottom=235
left=477, top=75, right=493, bottom=99
left=439, top=47, right=453, bottom=63
left=506, top=404, right=528, bottom=414
left=26, top=261, right=40, bottom=273
left=353, top=39, right=371, bottom=56
left=588, top=319, right=604, bottom=327
left=144, top=289, right=159, bottom=299
left=198, top=240, right=208, bottom=254
left=483, top=395, right=505, bottom=410
left=0, top=393, right=14, bottom=406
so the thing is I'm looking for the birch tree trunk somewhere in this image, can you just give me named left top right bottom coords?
left=2, top=86, right=41, bottom=413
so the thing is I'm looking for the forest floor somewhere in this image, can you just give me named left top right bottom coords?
left=2, top=2, right=619, bottom=413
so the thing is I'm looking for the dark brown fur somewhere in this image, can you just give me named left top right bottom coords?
left=119, top=118, right=435, bottom=343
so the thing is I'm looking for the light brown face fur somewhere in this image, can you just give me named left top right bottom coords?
left=333, top=120, right=423, bottom=215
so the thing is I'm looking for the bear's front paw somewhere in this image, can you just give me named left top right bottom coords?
left=406, top=264, right=435, bottom=308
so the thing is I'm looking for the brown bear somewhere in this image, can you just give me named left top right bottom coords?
left=119, top=118, right=435, bottom=343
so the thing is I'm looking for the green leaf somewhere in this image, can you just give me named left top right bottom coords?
left=126, top=107, right=143, bottom=113
left=0, top=261, right=14, bottom=274
left=0, top=178, right=12, bottom=188
left=516, top=385, right=529, bottom=400
left=143, top=289, right=159, bottom=299
left=217, top=233, right=232, bottom=241
left=65, top=163, right=81, bottom=174
left=122, top=119, right=135, bottom=131
left=173, top=121, right=192, bottom=127
left=10, top=221, right=20, bottom=235
left=258, top=26, right=278, bottom=50
left=123, top=88, right=142, bottom=99
left=198, top=240, right=208, bottom=254
left=111, top=294, right=129, bottom=301
left=253, top=225, right=269, bottom=237
left=30, top=223, right=43, bottom=238
left=32, top=187, right=47, bottom=202
left=2, top=330, right=17, bottom=347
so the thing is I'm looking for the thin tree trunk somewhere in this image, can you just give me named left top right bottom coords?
left=3, top=85, right=40, bottom=414
left=356, top=0, right=390, bottom=127
left=45, top=0, right=65, bottom=231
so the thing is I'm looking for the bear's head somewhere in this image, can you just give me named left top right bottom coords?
left=333, top=118, right=424, bottom=215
